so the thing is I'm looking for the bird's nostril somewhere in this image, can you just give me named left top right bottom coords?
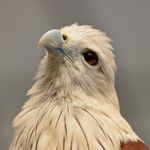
left=62, top=34, right=68, bottom=42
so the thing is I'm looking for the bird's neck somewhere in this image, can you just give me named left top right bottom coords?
left=26, top=55, right=119, bottom=111
left=12, top=55, right=140, bottom=150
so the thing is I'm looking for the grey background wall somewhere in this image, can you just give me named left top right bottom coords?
left=0, top=0, right=149, bottom=149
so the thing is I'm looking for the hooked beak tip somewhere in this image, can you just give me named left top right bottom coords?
left=39, top=29, right=63, bottom=49
left=38, top=29, right=74, bottom=63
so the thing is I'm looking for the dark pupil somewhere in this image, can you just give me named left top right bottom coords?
left=83, top=51, right=98, bottom=66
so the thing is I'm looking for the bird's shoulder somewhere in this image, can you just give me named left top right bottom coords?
left=121, top=140, right=149, bottom=150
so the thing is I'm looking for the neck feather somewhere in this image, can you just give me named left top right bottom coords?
left=26, top=54, right=119, bottom=111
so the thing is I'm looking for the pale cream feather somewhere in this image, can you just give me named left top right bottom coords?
left=10, top=24, right=140, bottom=150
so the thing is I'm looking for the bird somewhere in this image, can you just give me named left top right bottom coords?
left=10, top=24, right=149, bottom=150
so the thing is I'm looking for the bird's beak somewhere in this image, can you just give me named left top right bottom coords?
left=39, top=29, right=73, bottom=61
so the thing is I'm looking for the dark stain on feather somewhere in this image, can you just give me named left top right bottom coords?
left=26, top=127, right=33, bottom=148
left=28, top=128, right=36, bottom=145
left=70, top=130, right=76, bottom=150
left=56, top=144, right=59, bottom=150
left=96, top=136, right=106, bottom=150
left=63, top=136, right=65, bottom=150
left=64, top=116, right=68, bottom=138
left=35, top=112, right=46, bottom=135
left=55, top=109, right=63, bottom=128
left=74, top=115, right=90, bottom=150
left=81, top=108, right=115, bottom=148
left=14, top=127, right=25, bottom=148
left=30, top=143, right=33, bottom=150
left=35, top=133, right=41, bottom=150
left=81, top=108, right=107, bottom=138
left=17, top=107, right=37, bottom=120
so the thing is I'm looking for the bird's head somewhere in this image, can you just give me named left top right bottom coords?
left=34, top=24, right=117, bottom=106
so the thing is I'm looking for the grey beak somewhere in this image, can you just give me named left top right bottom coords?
left=39, top=29, right=63, bottom=48
left=39, top=29, right=73, bottom=61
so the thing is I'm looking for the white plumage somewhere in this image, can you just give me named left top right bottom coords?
left=10, top=24, right=146, bottom=150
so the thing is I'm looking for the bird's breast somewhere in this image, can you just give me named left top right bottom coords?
left=11, top=100, right=140, bottom=150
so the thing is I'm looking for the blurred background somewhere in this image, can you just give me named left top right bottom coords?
left=0, top=0, right=150, bottom=149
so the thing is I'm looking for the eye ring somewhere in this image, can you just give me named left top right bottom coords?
left=82, top=49, right=99, bottom=66
left=62, top=34, right=68, bottom=42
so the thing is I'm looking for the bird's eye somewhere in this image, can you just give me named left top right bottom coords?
left=62, top=34, right=68, bottom=42
left=83, top=49, right=98, bottom=66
